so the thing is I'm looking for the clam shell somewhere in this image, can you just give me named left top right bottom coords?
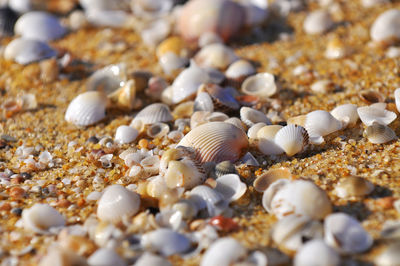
left=364, top=122, right=397, bottom=144
left=194, top=43, right=238, bottom=70
left=240, top=107, right=271, bottom=127
left=304, top=110, right=343, bottom=144
left=257, top=125, right=284, bottom=155
left=334, top=176, right=374, bottom=198
left=88, top=248, right=126, bottom=266
left=190, top=185, right=228, bottom=217
left=395, top=88, right=400, bottom=113
left=23, top=204, right=65, bottom=234
left=200, top=237, right=247, bottom=266
left=97, top=185, right=140, bottom=223
left=15, top=11, right=66, bottom=41
left=254, top=167, right=292, bottom=192
left=226, top=59, right=256, bottom=81
left=241, top=73, right=278, bottom=98
left=0, top=7, right=18, bottom=37
left=215, top=174, right=247, bottom=202
left=274, top=124, right=309, bottom=156
left=115, top=125, right=138, bottom=144
left=134, top=252, right=171, bottom=266
left=147, top=122, right=170, bottom=139
left=370, top=9, right=400, bottom=43
left=303, top=10, right=333, bottom=35
left=330, top=104, right=359, bottom=127
left=141, top=228, right=191, bottom=256
left=65, top=91, right=107, bottom=127
left=294, top=239, right=340, bottom=266
left=130, top=103, right=173, bottom=126
left=178, top=122, right=249, bottom=163
left=357, top=104, right=397, bottom=126
left=4, top=38, right=57, bottom=65
left=324, top=212, right=373, bottom=254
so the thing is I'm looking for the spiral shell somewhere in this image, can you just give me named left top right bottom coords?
left=130, top=103, right=173, bottom=126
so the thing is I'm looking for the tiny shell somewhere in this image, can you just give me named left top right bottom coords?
left=274, top=124, right=309, bottom=156
left=241, top=73, right=278, bottom=98
left=370, top=9, right=400, bottom=44
left=310, top=80, right=334, bottom=94
left=4, top=38, right=57, bottom=65
left=65, top=91, right=107, bottom=127
left=215, top=174, right=247, bottom=202
left=330, top=104, right=359, bottom=127
left=194, top=43, right=238, bottom=70
left=88, top=248, right=126, bottom=266
left=115, top=125, right=138, bottom=144
left=141, top=228, right=191, bottom=256
left=200, top=237, right=247, bottom=266
left=294, top=239, right=340, bottom=266
left=394, top=88, right=400, bottom=113
left=147, top=122, right=170, bottom=139
left=97, top=185, right=140, bottom=223
left=324, top=212, right=373, bottom=254
left=303, top=10, right=333, bottom=35
left=134, top=252, right=171, bottom=266
left=240, top=107, right=271, bottom=127
left=335, top=176, right=374, bottom=198
left=178, top=122, right=249, bottom=163
left=304, top=110, right=343, bottom=144
left=357, top=104, right=397, bottom=126
left=254, top=167, right=292, bottom=192
left=23, top=203, right=65, bottom=234
left=130, top=103, right=173, bottom=126
left=225, top=59, right=256, bottom=82
left=364, top=122, right=397, bottom=144
left=359, top=90, right=385, bottom=104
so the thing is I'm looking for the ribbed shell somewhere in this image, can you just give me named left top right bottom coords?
left=0, top=7, right=18, bottom=37
left=215, top=160, right=237, bottom=177
left=130, top=103, right=173, bottom=126
left=178, top=122, right=248, bottom=163
left=274, top=124, right=309, bottom=156
left=4, top=38, right=57, bottom=65
left=364, top=122, right=397, bottom=144
left=357, top=104, right=397, bottom=126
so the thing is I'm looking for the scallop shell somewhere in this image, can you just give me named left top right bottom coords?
left=395, top=88, right=400, bottom=113
left=226, top=59, right=256, bottom=81
left=0, top=7, right=18, bottom=37
left=370, top=9, right=400, bottom=44
left=241, top=73, right=278, bottom=98
left=199, top=84, right=240, bottom=112
left=294, top=239, right=340, bottom=266
left=330, top=104, right=359, bottom=127
left=141, top=228, right=191, bottom=256
left=4, top=38, right=57, bottom=65
left=65, top=91, right=107, bottom=127
left=130, top=103, right=173, bottom=126
left=254, top=167, right=292, bottom=192
left=256, top=125, right=284, bottom=155
left=304, top=110, right=343, bottom=144
left=14, top=11, right=67, bottom=41
left=324, top=212, right=373, bottom=254
left=357, top=104, right=397, bottom=126
left=364, top=122, right=397, bottom=144
left=303, top=10, right=333, bottom=35
left=178, top=122, right=249, bottom=163
left=240, top=107, right=271, bottom=127
left=274, top=124, right=309, bottom=156
left=200, top=237, right=247, bottom=266
left=22, top=203, right=65, bottom=234
left=115, top=125, right=138, bottom=144
left=97, top=185, right=141, bottom=223
left=194, top=43, right=238, bottom=70
left=190, top=185, right=228, bottom=217
left=215, top=173, right=247, bottom=202
left=146, top=122, right=170, bottom=139
left=334, top=176, right=374, bottom=198
left=87, top=248, right=126, bottom=266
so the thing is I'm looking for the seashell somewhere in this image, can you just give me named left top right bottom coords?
left=130, top=103, right=173, bottom=126
left=88, top=248, right=126, bottom=266
left=131, top=0, right=173, bottom=19
left=200, top=237, right=247, bottom=266
left=194, top=92, right=215, bottom=113
left=240, top=107, right=271, bottom=127
left=303, top=10, right=333, bottom=35
left=287, top=114, right=307, bottom=127
left=247, top=122, right=267, bottom=139
left=167, top=130, right=184, bottom=143
left=0, top=7, right=18, bottom=37
left=386, top=46, right=400, bottom=58
left=198, top=31, right=223, bottom=48
left=14, top=11, right=67, bottom=41
left=394, top=88, right=400, bottom=113
left=253, top=167, right=292, bottom=192
left=156, top=36, right=189, bottom=59
left=310, top=80, right=334, bottom=94
left=23, top=204, right=65, bottom=235
left=159, top=52, right=189, bottom=75
left=39, top=244, right=87, bottom=266
left=172, top=101, right=194, bottom=119
left=324, top=212, right=373, bottom=254
left=225, top=59, right=256, bottom=83
left=86, top=64, right=126, bottom=95
left=140, top=155, right=160, bottom=176
left=370, top=9, right=400, bottom=44
left=274, top=124, right=308, bottom=156
left=134, top=252, right=171, bottom=266
left=364, top=122, right=397, bottom=144
left=272, top=214, right=324, bottom=253
left=85, top=9, right=129, bottom=28
left=375, top=242, right=400, bottom=266
left=203, top=67, right=226, bottom=84
left=215, top=174, right=247, bottom=202
left=357, top=104, right=397, bottom=126
left=334, top=176, right=374, bottom=198
left=65, top=91, right=107, bottom=127
left=214, top=161, right=237, bottom=177
left=140, top=18, right=171, bottom=47
left=141, top=228, right=191, bottom=256
left=199, top=84, right=240, bottom=112
left=238, top=152, right=259, bottom=166
left=263, top=179, right=332, bottom=220
left=146, top=123, right=170, bottom=139
left=146, top=175, right=169, bottom=199
left=207, top=112, right=230, bottom=123
left=8, top=0, right=32, bottom=14
left=359, top=90, right=385, bottom=104
left=97, top=185, right=140, bottom=223
left=325, top=37, right=349, bottom=60
left=241, top=0, right=269, bottom=27
left=178, top=122, right=249, bottom=163
left=177, top=0, right=245, bottom=43
left=4, top=37, right=57, bottom=65
left=256, top=125, right=284, bottom=155
left=190, top=185, right=228, bottom=217
left=194, top=43, right=238, bottom=70
left=190, top=111, right=212, bottom=129
left=172, top=199, right=199, bottom=220
left=330, top=104, right=359, bottom=127
left=224, top=117, right=246, bottom=131
left=294, top=239, right=340, bottom=266
left=115, top=125, right=138, bottom=144
left=304, top=110, right=343, bottom=144
left=241, top=73, right=278, bottom=99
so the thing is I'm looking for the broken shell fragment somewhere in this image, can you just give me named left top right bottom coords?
left=334, top=176, right=374, bottom=198
left=23, top=203, right=66, bottom=234
left=357, top=104, right=397, bottom=126
left=241, top=73, right=278, bottom=98
left=274, top=124, right=309, bottom=156
left=364, top=122, right=397, bottom=144
left=215, top=174, right=247, bottom=202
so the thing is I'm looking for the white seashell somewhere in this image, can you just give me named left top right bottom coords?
left=334, top=176, right=374, bottom=198
left=225, top=60, right=256, bottom=80
left=190, top=185, right=228, bottom=217
left=294, top=239, right=340, bottom=266
left=330, top=103, right=358, bottom=127
left=304, top=110, right=343, bottom=144
left=130, top=103, right=173, bottom=126
left=115, top=125, right=138, bottom=144
left=85, top=9, right=129, bottom=27
left=224, top=117, right=246, bottom=132
left=274, top=124, right=309, bottom=156
left=238, top=152, right=259, bottom=166
left=97, top=185, right=140, bottom=223
left=303, top=10, right=333, bottom=35
left=215, top=174, right=247, bottom=202
left=194, top=92, right=214, bottom=112
left=247, top=122, right=267, bottom=139
left=324, top=212, right=373, bottom=254
left=198, top=32, right=223, bottom=48
left=395, top=88, right=400, bottom=113
left=88, top=248, right=126, bottom=266
left=370, top=9, right=400, bottom=43
left=147, top=122, right=170, bottom=139
left=23, top=204, right=65, bottom=234
left=14, top=11, right=67, bottom=41
left=386, top=46, right=400, bottom=58
left=194, top=43, right=238, bottom=70
left=178, top=122, right=249, bottom=163
left=141, top=228, right=191, bottom=256
left=86, top=64, right=126, bottom=95
left=39, top=244, right=86, bottom=266
left=141, top=18, right=171, bottom=47
left=241, top=73, right=278, bottom=98
left=357, top=104, right=397, bottom=126
left=256, top=125, right=284, bottom=155
left=375, top=242, right=400, bottom=266
left=65, top=91, right=107, bottom=127
left=4, top=38, right=57, bottom=65
left=263, top=179, right=332, bottom=220
left=140, top=155, right=160, bottom=176
left=364, top=122, right=397, bottom=144
left=310, top=80, right=334, bottom=94
left=134, top=252, right=171, bottom=266
left=200, top=237, right=247, bottom=266
left=9, top=0, right=32, bottom=14
left=131, top=0, right=173, bottom=19
left=253, top=167, right=292, bottom=192
left=240, top=107, right=271, bottom=127
left=146, top=175, right=169, bottom=199
left=159, top=52, right=188, bottom=75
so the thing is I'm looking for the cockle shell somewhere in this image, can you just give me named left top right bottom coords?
left=304, top=110, right=343, bottom=144
left=370, top=9, right=400, bottom=44
left=256, top=125, right=284, bottom=155
left=130, top=103, right=173, bottom=127
left=194, top=43, right=238, bottom=70
left=141, top=228, right=191, bottom=256
left=115, top=125, right=138, bottom=144
left=274, top=124, right=309, bottom=156
left=97, top=185, right=140, bottom=223
left=294, top=239, right=340, bottom=266
left=87, top=248, right=126, bottom=266
left=241, top=73, right=278, bottom=98
left=4, top=38, right=57, bottom=65
left=357, top=104, right=397, bottom=126
left=215, top=174, right=247, bottom=202
left=178, top=122, right=249, bottom=163
left=14, top=11, right=67, bottom=41
left=330, top=103, right=359, bottom=127
left=324, top=212, right=373, bottom=254
left=303, top=10, right=333, bottom=35
left=200, top=237, right=247, bottom=266
left=395, top=88, right=400, bottom=113
left=65, top=91, right=107, bottom=127
left=240, top=107, right=271, bottom=127
left=22, top=204, right=65, bottom=234
left=364, top=122, right=397, bottom=144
